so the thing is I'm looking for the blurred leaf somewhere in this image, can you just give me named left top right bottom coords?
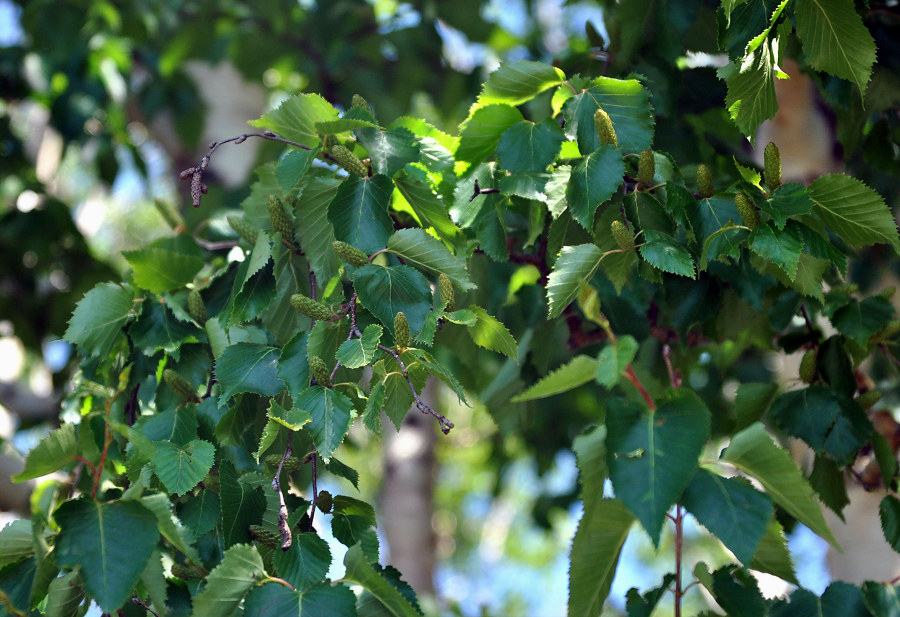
left=511, top=355, right=597, bottom=402
left=13, top=423, right=78, bottom=482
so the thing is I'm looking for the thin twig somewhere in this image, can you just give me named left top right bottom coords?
left=378, top=344, right=454, bottom=433
left=674, top=504, right=684, bottom=617
left=469, top=178, right=501, bottom=202
left=663, top=345, right=682, bottom=389
left=305, top=447, right=319, bottom=529
left=180, top=131, right=338, bottom=208
left=125, top=384, right=140, bottom=426
left=131, top=598, right=160, bottom=617
left=623, top=366, right=655, bottom=411
left=272, top=439, right=293, bottom=551
left=879, top=343, right=900, bottom=371
left=799, top=304, right=816, bottom=339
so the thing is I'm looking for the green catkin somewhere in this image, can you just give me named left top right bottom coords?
left=799, top=349, right=817, bottom=383
left=333, top=241, right=369, bottom=268
left=439, top=273, right=455, bottom=312
left=290, top=294, right=333, bottom=321
left=227, top=215, right=259, bottom=245
left=163, top=369, right=200, bottom=403
left=394, top=312, right=410, bottom=350
left=611, top=220, right=635, bottom=251
left=265, top=455, right=303, bottom=473
left=697, top=164, right=714, bottom=198
left=764, top=142, right=782, bottom=192
left=593, top=107, right=618, bottom=147
left=267, top=195, right=295, bottom=243
left=637, top=150, right=655, bottom=186
left=735, top=192, right=759, bottom=229
left=248, top=525, right=281, bottom=550
left=331, top=144, right=368, bottom=178
left=188, top=289, right=207, bottom=323
left=309, top=356, right=331, bottom=387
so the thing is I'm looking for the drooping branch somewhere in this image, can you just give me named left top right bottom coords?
left=377, top=343, right=454, bottom=434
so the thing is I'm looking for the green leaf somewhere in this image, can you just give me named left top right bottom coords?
left=139, top=493, right=202, bottom=564
left=273, top=532, right=332, bottom=592
left=862, top=581, right=900, bottom=616
left=137, top=408, right=196, bottom=446
left=123, top=247, right=204, bottom=294
left=45, top=570, right=84, bottom=617
left=511, top=355, right=597, bottom=402
left=328, top=175, right=395, bottom=254
left=497, top=119, right=565, bottom=173
left=769, top=386, right=872, bottom=466
left=455, top=104, right=524, bottom=167
left=393, top=171, right=466, bottom=250
left=408, top=349, right=468, bottom=404
left=721, top=422, right=839, bottom=547
left=466, top=306, right=518, bottom=360
left=874, top=430, right=898, bottom=489
left=140, top=550, right=167, bottom=616
left=249, top=93, right=338, bottom=147
left=151, top=439, right=215, bottom=496
left=881, top=495, right=900, bottom=554
left=479, top=60, right=565, bottom=105
left=568, top=498, right=634, bottom=617
left=279, top=332, right=310, bottom=403
left=243, top=582, right=358, bottom=617
left=638, top=229, right=696, bottom=278
left=710, top=565, right=767, bottom=617
left=722, top=41, right=777, bottom=139
left=130, top=300, right=201, bottom=360
left=54, top=499, right=158, bottom=612
left=316, top=118, right=378, bottom=134
left=0, top=520, right=33, bottom=568
left=546, top=244, right=606, bottom=318
left=275, top=149, right=317, bottom=192
left=809, top=174, right=900, bottom=252
left=13, top=423, right=78, bottom=482
left=750, top=221, right=804, bottom=280
left=191, top=543, right=266, bottom=617
left=566, top=145, right=625, bottom=229
left=595, top=337, right=639, bottom=389
left=353, top=264, right=432, bottom=335
left=386, top=228, right=474, bottom=291
left=293, top=176, right=342, bottom=283
left=296, top=386, right=354, bottom=460
left=573, top=425, right=608, bottom=510
left=832, top=296, right=895, bottom=343
left=561, top=77, right=655, bottom=154
left=219, top=460, right=266, bottom=548
left=734, top=382, right=778, bottom=431
left=760, top=183, right=814, bottom=230
left=794, top=0, right=876, bottom=94
left=216, top=343, right=284, bottom=400
left=750, top=519, right=798, bottom=585
left=64, top=282, right=134, bottom=357
left=356, top=126, right=420, bottom=176
left=343, top=544, right=423, bottom=617
left=681, top=468, right=772, bottom=564
left=336, top=324, right=383, bottom=369
left=606, top=390, right=711, bottom=546
left=178, top=490, right=220, bottom=540
left=771, top=583, right=869, bottom=617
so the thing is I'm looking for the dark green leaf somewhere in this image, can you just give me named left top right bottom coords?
left=511, top=355, right=597, bottom=402
left=130, top=300, right=201, bottom=360
left=278, top=332, right=310, bottom=403
left=681, top=468, right=772, bottom=564
left=0, top=520, right=34, bottom=568
left=275, top=149, right=316, bottom=192
left=721, top=423, right=839, bottom=546
left=546, top=244, right=606, bottom=318
left=606, top=390, right=711, bottom=545
left=293, top=176, right=342, bottom=283
left=54, top=499, right=158, bottom=612
left=356, top=126, right=420, bottom=176
left=710, top=565, right=766, bottom=617
left=760, top=183, right=813, bottom=229
left=386, top=228, right=475, bottom=290
left=832, top=296, right=895, bottom=343
left=191, top=543, right=266, bottom=617
left=750, top=221, right=804, bottom=280
left=722, top=40, right=777, bottom=139
left=328, top=174, right=395, bottom=254
left=794, top=0, right=876, bottom=94
left=881, top=495, right=900, bottom=554
left=562, top=77, right=655, bottom=154
left=809, top=174, right=900, bottom=252
left=336, top=324, right=383, bottom=369
left=353, top=264, right=432, bottom=335
left=393, top=171, right=466, bottom=250
left=771, top=583, right=869, bottom=617
left=13, top=423, right=78, bottom=482
left=750, top=519, right=798, bottom=585
left=566, top=145, right=625, bottom=229
left=296, top=386, right=354, bottom=460
left=343, top=544, right=422, bottom=617
left=734, top=382, right=778, bottom=431
left=64, top=282, right=135, bottom=357
left=123, top=247, right=204, bottom=294
left=638, top=229, right=696, bottom=278
left=862, top=581, right=900, bottom=617
left=273, top=532, right=332, bottom=592
left=243, top=582, right=357, bottom=617
left=219, top=460, right=266, bottom=547
left=151, top=439, right=215, bottom=496
left=216, top=343, right=284, bottom=400
left=497, top=119, right=565, bottom=173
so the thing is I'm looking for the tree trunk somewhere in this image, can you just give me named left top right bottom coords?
left=380, top=378, right=438, bottom=596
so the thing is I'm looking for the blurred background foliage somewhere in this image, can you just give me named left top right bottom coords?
left=1, top=0, right=899, bottom=615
